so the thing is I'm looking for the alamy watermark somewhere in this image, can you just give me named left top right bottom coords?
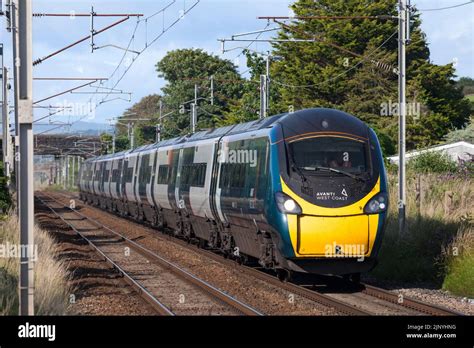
left=53, top=99, right=96, bottom=120
left=325, top=242, right=366, bottom=262
left=380, top=99, right=420, bottom=119
left=0, top=242, right=38, bottom=261
left=217, top=145, right=258, bottom=168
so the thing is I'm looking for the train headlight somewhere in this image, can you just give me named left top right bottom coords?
left=275, top=192, right=302, bottom=215
left=364, top=192, right=388, bottom=214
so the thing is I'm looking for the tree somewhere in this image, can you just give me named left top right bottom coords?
left=457, top=77, right=474, bottom=96
left=271, top=0, right=471, bottom=150
left=99, top=133, right=113, bottom=155
left=444, top=117, right=474, bottom=143
left=115, top=135, right=130, bottom=152
left=116, top=94, right=162, bottom=146
left=155, top=49, right=244, bottom=137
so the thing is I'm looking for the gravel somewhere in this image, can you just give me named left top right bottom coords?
left=53, top=193, right=335, bottom=315
left=363, top=276, right=474, bottom=316
left=35, top=200, right=158, bottom=316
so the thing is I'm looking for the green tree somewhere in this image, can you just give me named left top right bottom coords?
left=457, top=77, right=474, bottom=96
left=155, top=49, right=243, bottom=137
left=115, top=135, right=130, bottom=153
left=444, top=117, right=474, bottom=143
left=116, top=94, right=162, bottom=145
left=100, top=133, right=113, bottom=155
left=271, top=0, right=471, bottom=150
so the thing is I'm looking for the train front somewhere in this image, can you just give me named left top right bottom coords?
left=268, top=108, right=388, bottom=277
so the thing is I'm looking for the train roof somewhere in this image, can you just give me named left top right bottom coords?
left=85, top=112, right=287, bottom=162
left=85, top=108, right=369, bottom=163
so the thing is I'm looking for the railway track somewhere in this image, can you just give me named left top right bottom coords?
left=36, top=192, right=263, bottom=316
left=41, top=190, right=461, bottom=316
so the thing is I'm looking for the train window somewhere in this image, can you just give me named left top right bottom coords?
left=179, top=163, right=207, bottom=190
left=219, top=162, right=245, bottom=189
left=111, top=164, right=119, bottom=183
left=103, top=168, right=110, bottom=182
left=157, top=165, right=170, bottom=184
left=289, top=136, right=368, bottom=174
left=124, top=165, right=134, bottom=183
left=195, top=163, right=206, bottom=187
left=218, top=137, right=269, bottom=201
left=93, top=164, right=100, bottom=182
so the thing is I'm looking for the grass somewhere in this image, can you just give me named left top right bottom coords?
left=0, top=213, right=71, bottom=315
left=441, top=224, right=474, bottom=297
left=465, top=94, right=474, bottom=102
left=370, top=173, right=473, bottom=296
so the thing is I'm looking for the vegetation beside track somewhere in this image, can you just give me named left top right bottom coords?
left=0, top=213, right=71, bottom=314
left=371, top=155, right=473, bottom=297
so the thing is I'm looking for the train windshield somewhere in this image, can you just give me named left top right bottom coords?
left=288, top=136, right=369, bottom=175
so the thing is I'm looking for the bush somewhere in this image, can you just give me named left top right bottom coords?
left=407, top=151, right=458, bottom=174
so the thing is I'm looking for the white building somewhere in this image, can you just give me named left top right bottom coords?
left=388, top=141, right=474, bottom=165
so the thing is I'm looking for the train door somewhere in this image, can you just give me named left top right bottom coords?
left=147, top=149, right=158, bottom=207
left=116, top=157, right=123, bottom=199
left=167, top=148, right=180, bottom=212
left=154, top=148, right=173, bottom=210
left=214, top=136, right=270, bottom=250
left=130, top=154, right=140, bottom=203
left=137, top=152, right=152, bottom=204
left=122, top=155, right=134, bottom=201
left=175, top=147, right=194, bottom=216
left=189, top=142, right=214, bottom=219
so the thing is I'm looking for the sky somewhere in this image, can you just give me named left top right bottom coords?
left=0, top=0, right=473, bottom=133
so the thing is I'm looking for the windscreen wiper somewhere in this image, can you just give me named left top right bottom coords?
left=301, top=166, right=367, bottom=182
left=292, top=163, right=308, bottom=182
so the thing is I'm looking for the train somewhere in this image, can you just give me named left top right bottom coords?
left=78, top=108, right=388, bottom=282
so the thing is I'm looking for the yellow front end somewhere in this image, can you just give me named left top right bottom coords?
left=281, top=177, right=381, bottom=258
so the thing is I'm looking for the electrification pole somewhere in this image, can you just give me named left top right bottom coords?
left=398, top=0, right=408, bottom=234
left=191, top=84, right=198, bottom=133
left=18, top=0, right=34, bottom=316
left=130, top=122, right=134, bottom=149
left=72, top=155, right=75, bottom=187
left=157, top=99, right=162, bottom=142
left=112, top=130, right=116, bottom=153
left=6, top=0, right=20, bottom=198
left=259, top=74, right=267, bottom=118
left=191, top=103, right=196, bottom=133
left=210, top=76, right=214, bottom=105
left=66, top=155, right=69, bottom=188
left=2, top=66, right=10, bottom=177
left=266, top=52, right=270, bottom=114
left=156, top=124, right=161, bottom=142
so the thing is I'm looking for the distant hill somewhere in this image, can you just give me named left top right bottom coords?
left=32, top=121, right=113, bottom=136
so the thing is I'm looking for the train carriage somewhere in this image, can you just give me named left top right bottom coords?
left=78, top=108, right=388, bottom=280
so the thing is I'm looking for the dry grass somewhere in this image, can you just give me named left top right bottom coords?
left=371, top=174, right=474, bottom=295
left=0, top=213, right=71, bottom=315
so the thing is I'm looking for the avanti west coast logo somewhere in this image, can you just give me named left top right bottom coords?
left=18, top=322, right=56, bottom=341
left=315, top=188, right=349, bottom=201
